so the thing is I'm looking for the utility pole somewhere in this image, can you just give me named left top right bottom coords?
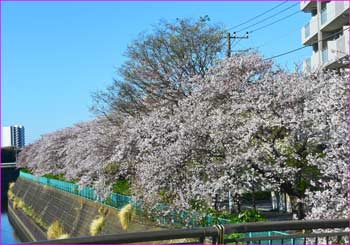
left=226, top=32, right=249, bottom=57
left=226, top=32, right=231, bottom=57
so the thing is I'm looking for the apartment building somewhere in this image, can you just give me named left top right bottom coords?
left=2, top=125, right=25, bottom=148
left=301, top=1, right=349, bottom=72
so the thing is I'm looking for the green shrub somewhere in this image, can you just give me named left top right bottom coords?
left=20, top=168, right=32, bottom=173
left=229, top=209, right=266, bottom=223
left=200, top=208, right=266, bottom=226
left=43, top=173, right=77, bottom=183
left=112, top=179, right=131, bottom=195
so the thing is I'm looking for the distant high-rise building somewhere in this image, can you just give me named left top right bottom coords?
left=2, top=125, right=25, bottom=148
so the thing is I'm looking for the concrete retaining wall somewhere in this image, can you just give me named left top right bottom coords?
left=9, top=177, right=160, bottom=242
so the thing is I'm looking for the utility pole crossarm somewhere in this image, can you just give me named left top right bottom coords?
left=226, top=31, right=249, bottom=57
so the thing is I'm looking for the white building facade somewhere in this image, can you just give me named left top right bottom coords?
left=301, top=1, right=349, bottom=72
left=2, top=125, right=25, bottom=148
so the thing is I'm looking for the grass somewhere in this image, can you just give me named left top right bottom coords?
left=118, top=204, right=134, bottom=231
left=8, top=182, right=16, bottom=201
left=17, top=199, right=25, bottom=209
left=12, top=197, right=25, bottom=209
left=89, top=216, right=105, bottom=236
left=9, top=182, right=15, bottom=190
left=47, top=220, right=68, bottom=240
left=12, top=197, right=19, bottom=209
left=11, top=195, right=48, bottom=229
left=7, top=189, right=15, bottom=201
left=57, top=233, right=70, bottom=239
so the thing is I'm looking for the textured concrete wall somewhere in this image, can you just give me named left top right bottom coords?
left=10, top=177, right=160, bottom=241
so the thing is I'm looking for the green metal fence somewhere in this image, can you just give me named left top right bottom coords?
left=20, top=171, right=97, bottom=200
left=19, top=171, right=302, bottom=243
left=19, top=171, right=227, bottom=227
left=246, top=231, right=303, bottom=245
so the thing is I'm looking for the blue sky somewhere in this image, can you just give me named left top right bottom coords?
left=2, top=1, right=311, bottom=144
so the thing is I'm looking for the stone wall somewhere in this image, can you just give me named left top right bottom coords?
left=9, top=177, right=161, bottom=242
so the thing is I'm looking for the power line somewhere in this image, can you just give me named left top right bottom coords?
left=223, top=2, right=300, bottom=57
left=263, top=27, right=350, bottom=61
left=249, top=10, right=301, bottom=34
left=263, top=46, right=308, bottom=60
left=235, top=3, right=299, bottom=33
left=227, top=0, right=288, bottom=31
left=254, top=27, right=301, bottom=49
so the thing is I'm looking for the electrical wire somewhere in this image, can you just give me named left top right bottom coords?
left=235, top=2, right=299, bottom=33
left=227, top=0, right=289, bottom=31
left=254, top=27, right=301, bottom=49
left=249, top=10, right=301, bottom=34
left=263, top=27, right=350, bottom=61
left=263, top=46, right=309, bottom=60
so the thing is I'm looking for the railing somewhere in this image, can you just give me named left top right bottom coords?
left=19, top=171, right=230, bottom=227
left=1, top=162, right=17, bottom=168
left=27, top=219, right=349, bottom=244
left=304, top=22, right=310, bottom=39
left=322, top=48, right=329, bottom=64
left=321, top=6, right=328, bottom=25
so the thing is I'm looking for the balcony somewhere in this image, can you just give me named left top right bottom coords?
left=300, top=1, right=317, bottom=12
left=303, top=50, right=321, bottom=72
left=301, top=15, right=318, bottom=45
left=303, top=28, right=349, bottom=72
left=323, top=28, right=349, bottom=69
left=309, top=51, right=321, bottom=72
left=320, top=1, right=350, bottom=32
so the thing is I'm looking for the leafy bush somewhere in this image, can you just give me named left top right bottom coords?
left=20, top=168, right=32, bottom=173
left=226, top=209, right=266, bottom=240
left=112, top=179, right=131, bottom=195
left=43, top=173, right=76, bottom=183
left=229, top=209, right=266, bottom=223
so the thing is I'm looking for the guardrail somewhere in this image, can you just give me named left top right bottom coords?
left=27, top=219, right=349, bottom=244
left=1, top=162, right=17, bottom=168
left=19, top=171, right=230, bottom=227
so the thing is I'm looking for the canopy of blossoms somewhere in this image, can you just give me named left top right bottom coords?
left=17, top=53, right=348, bottom=221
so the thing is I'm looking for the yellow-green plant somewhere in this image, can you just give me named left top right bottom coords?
left=12, top=197, right=24, bottom=209
left=118, top=204, right=134, bottom=231
left=23, top=205, right=33, bottom=216
left=12, top=198, right=18, bottom=209
left=7, top=189, right=15, bottom=201
left=98, top=206, right=108, bottom=216
left=9, top=182, right=15, bottom=190
left=89, top=216, right=105, bottom=236
left=57, top=233, right=70, bottom=239
left=17, top=199, right=25, bottom=209
left=34, top=215, right=48, bottom=229
left=47, top=220, right=67, bottom=240
left=10, top=193, right=48, bottom=229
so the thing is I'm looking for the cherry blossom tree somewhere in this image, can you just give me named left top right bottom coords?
left=91, top=16, right=225, bottom=117
left=18, top=53, right=348, bottom=222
